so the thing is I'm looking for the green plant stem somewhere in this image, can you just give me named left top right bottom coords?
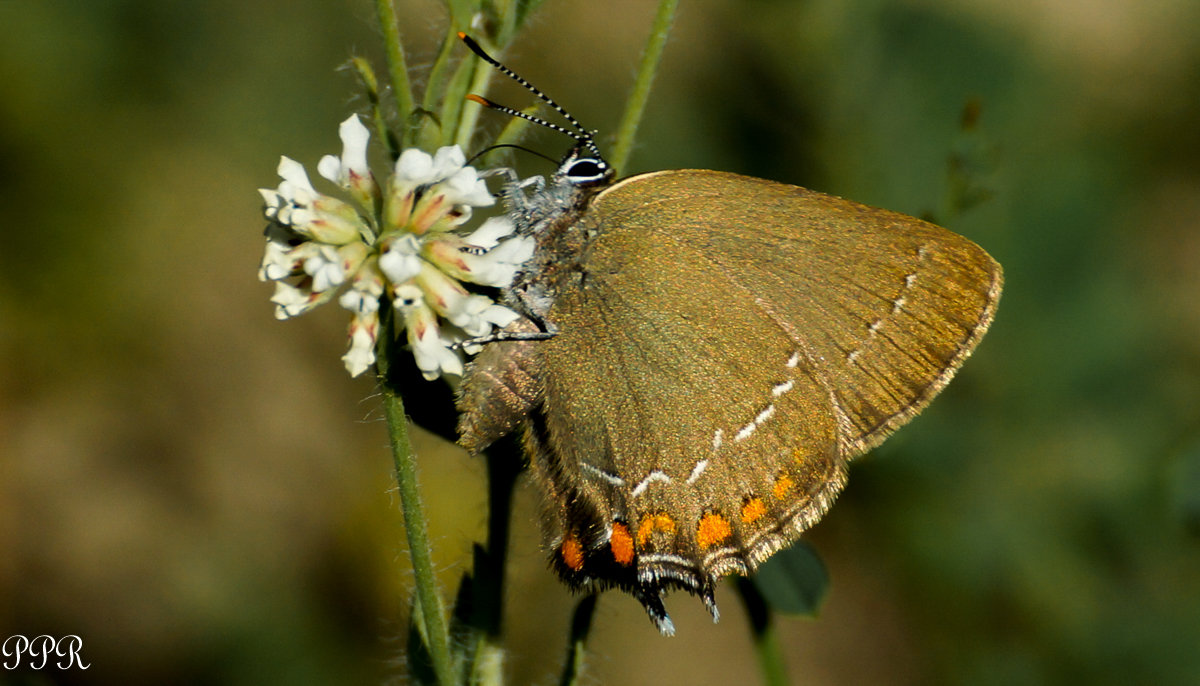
left=735, top=578, right=789, bottom=686
left=350, top=57, right=400, bottom=162
left=383, top=388, right=455, bottom=685
left=374, top=0, right=416, bottom=146
left=454, top=45, right=501, bottom=151
left=422, top=28, right=465, bottom=149
left=609, top=0, right=679, bottom=173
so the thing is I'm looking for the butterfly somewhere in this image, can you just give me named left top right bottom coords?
left=454, top=34, right=1002, bottom=635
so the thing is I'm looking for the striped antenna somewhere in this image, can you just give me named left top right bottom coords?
left=458, top=33, right=602, bottom=158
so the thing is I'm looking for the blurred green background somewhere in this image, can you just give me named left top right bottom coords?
left=3, top=0, right=1200, bottom=684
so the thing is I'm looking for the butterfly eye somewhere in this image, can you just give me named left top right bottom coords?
left=565, top=158, right=609, bottom=185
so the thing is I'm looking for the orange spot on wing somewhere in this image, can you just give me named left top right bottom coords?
left=561, top=534, right=584, bottom=572
left=636, top=513, right=677, bottom=546
left=741, top=497, right=767, bottom=525
left=696, top=512, right=732, bottom=550
left=610, top=522, right=634, bottom=565
left=772, top=473, right=795, bottom=500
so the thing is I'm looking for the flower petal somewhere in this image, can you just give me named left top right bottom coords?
left=444, top=294, right=501, bottom=337
left=465, top=216, right=516, bottom=248
left=414, top=263, right=469, bottom=318
left=317, top=115, right=377, bottom=206
left=430, top=146, right=468, bottom=180
left=277, top=156, right=318, bottom=197
left=438, top=166, right=494, bottom=208
left=482, top=304, right=520, bottom=328
left=304, top=244, right=345, bottom=292
left=399, top=297, right=463, bottom=380
left=338, top=255, right=383, bottom=314
left=394, top=148, right=435, bottom=184
left=426, top=233, right=533, bottom=288
left=338, top=115, right=371, bottom=179
left=378, top=234, right=424, bottom=285
left=259, top=239, right=297, bottom=281
left=342, top=311, right=379, bottom=377
left=270, top=280, right=318, bottom=319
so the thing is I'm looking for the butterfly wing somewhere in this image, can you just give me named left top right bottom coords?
left=531, top=201, right=849, bottom=631
left=591, top=170, right=1004, bottom=454
left=459, top=169, right=1001, bottom=634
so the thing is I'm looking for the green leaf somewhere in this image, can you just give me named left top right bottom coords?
left=1172, top=434, right=1200, bottom=537
left=405, top=595, right=438, bottom=686
left=751, top=541, right=829, bottom=617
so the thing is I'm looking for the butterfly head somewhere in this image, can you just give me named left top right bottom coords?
left=554, top=144, right=615, bottom=189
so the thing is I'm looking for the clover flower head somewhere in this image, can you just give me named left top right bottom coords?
left=258, top=115, right=532, bottom=379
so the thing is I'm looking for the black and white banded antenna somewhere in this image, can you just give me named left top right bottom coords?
left=458, top=33, right=603, bottom=160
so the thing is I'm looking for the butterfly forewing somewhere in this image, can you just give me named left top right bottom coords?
left=592, top=170, right=1003, bottom=456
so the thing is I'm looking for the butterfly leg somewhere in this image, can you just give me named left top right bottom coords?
left=481, top=166, right=548, bottom=218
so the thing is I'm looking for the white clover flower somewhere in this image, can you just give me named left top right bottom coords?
left=338, top=256, right=385, bottom=315
left=439, top=166, right=495, bottom=208
left=393, top=284, right=464, bottom=379
left=342, top=311, right=380, bottom=378
left=270, top=280, right=323, bottom=320
left=378, top=233, right=424, bottom=285
left=260, top=157, right=364, bottom=245
left=258, top=114, right=530, bottom=378
left=422, top=216, right=535, bottom=288
left=259, top=227, right=299, bottom=281
left=395, top=148, right=436, bottom=184
left=385, top=145, right=495, bottom=235
left=318, top=116, right=371, bottom=187
left=430, top=145, right=469, bottom=178
left=448, top=294, right=521, bottom=338
left=304, top=244, right=346, bottom=292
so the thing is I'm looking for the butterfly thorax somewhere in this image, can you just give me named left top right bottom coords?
left=502, top=151, right=615, bottom=324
